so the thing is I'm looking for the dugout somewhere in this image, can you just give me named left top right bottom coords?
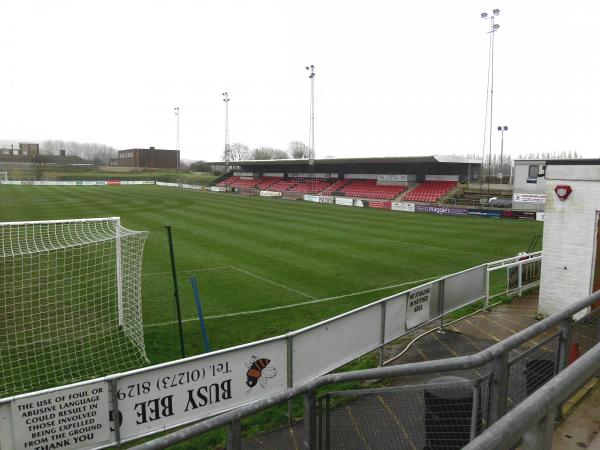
left=220, top=155, right=481, bottom=182
left=539, top=159, right=600, bottom=317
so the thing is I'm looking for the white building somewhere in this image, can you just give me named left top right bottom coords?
left=511, top=159, right=546, bottom=212
left=539, top=160, right=600, bottom=317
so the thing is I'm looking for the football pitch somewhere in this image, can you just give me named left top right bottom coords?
left=0, top=185, right=543, bottom=370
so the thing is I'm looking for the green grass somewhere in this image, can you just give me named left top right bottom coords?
left=0, top=185, right=542, bottom=447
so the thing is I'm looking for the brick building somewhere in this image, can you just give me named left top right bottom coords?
left=112, top=147, right=180, bottom=169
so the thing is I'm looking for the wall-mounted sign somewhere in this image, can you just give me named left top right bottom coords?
left=513, top=193, right=546, bottom=204
left=406, top=285, right=432, bottom=329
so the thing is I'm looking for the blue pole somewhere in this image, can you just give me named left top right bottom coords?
left=190, top=276, right=211, bottom=353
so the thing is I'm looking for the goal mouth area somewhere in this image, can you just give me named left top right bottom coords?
left=0, top=217, right=149, bottom=397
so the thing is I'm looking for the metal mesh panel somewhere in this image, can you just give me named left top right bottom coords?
left=507, top=332, right=560, bottom=411
left=319, top=376, right=491, bottom=450
left=571, top=307, right=600, bottom=360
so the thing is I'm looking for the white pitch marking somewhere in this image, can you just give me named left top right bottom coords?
left=142, top=266, right=231, bottom=277
left=144, top=275, right=440, bottom=328
left=229, top=265, right=316, bottom=299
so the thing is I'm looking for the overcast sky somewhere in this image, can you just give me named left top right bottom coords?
left=2, top=1, right=599, bottom=161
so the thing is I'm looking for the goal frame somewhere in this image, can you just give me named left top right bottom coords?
left=1, top=217, right=125, bottom=325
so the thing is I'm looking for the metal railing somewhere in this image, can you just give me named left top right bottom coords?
left=0, top=252, right=542, bottom=450
left=130, top=289, right=600, bottom=450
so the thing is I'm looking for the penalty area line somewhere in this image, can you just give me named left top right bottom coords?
left=144, top=275, right=439, bottom=328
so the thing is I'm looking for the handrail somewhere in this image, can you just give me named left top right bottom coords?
left=129, top=289, right=600, bottom=450
left=463, top=340, right=600, bottom=450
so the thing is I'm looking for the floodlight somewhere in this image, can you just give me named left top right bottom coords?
left=493, top=9, right=500, bottom=15
left=481, top=12, right=488, bottom=18
left=493, top=24, right=500, bottom=30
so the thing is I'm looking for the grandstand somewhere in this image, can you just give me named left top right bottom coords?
left=402, top=180, right=458, bottom=202
left=210, top=155, right=480, bottom=202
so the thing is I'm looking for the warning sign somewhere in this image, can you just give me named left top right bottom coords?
left=406, top=285, right=432, bottom=329
left=11, top=382, right=110, bottom=450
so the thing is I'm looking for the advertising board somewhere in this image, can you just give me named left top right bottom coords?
left=501, top=210, right=536, bottom=220
left=334, top=197, right=354, bottom=206
left=415, top=205, right=468, bottom=216
left=260, top=191, right=282, bottom=197
left=114, top=339, right=287, bottom=441
left=303, top=195, right=320, bottom=203
left=377, top=174, right=407, bottom=183
left=467, top=209, right=502, bottom=218
left=368, top=201, right=391, bottom=209
left=391, top=202, right=415, bottom=212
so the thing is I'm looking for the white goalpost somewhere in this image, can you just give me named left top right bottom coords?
left=0, top=217, right=148, bottom=397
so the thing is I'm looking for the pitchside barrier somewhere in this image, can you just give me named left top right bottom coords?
left=0, top=180, right=543, bottom=220
left=0, top=252, right=541, bottom=450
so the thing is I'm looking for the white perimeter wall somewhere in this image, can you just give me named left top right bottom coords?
left=539, top=164, right=600, bottom=317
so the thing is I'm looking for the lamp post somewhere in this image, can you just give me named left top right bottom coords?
left=305, top=65, right=315, bottom=164
left=497, top=125, right=508, bottom=182
left=174, top=106, right=180, bottom=181
left=481, top=9, right=500, bottom=193
left=222, top=92, right=230, bottom=172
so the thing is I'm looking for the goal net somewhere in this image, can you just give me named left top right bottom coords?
left=0, top=217, right=148, bottom=398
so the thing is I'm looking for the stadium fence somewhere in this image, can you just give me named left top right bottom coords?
left=0, top=252, right=541, bottom=449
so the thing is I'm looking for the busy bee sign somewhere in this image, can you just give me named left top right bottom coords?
left=110, top=339, right=287, bottom=442
left=406, top=285, right=432, bottom=329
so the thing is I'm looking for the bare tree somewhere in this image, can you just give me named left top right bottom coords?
left=223, top=142, right=250, bottom=161
left=288, top=141, right=310, bottom=159
left=250, top=147, right=289, bottom=160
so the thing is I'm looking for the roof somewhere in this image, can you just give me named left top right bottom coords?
left=120, top=148, right=178, bottom=152
left=545, top=159, right=600, bottom=166
left=208, top=155, right=482, bottom=165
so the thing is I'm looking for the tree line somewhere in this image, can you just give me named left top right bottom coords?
left=223, top=141, right=310, bottom=162
left=457, top=150, right=582, bottom=177
left=41, top=140, right=117, bottom=165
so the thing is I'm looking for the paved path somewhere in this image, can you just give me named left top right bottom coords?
left=243, top=294, right=547, bottom=449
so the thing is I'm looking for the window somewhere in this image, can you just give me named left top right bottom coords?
left=528, top=165, right=538, bottom=178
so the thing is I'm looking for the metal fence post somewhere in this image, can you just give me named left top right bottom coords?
left=287, top=334, right=294, bottom=426
left=304, top=389, right=317, bottom=450
left=470, top=382, right=480, bottom=441
left=438, top=279, right=446, bottom=334
left=379, top=302, right=387, bottom=366
left=484, top=265, right=490, bottom=310
left=556, top=318, right=573, bottom=420
left=518, top=261, right=523, bottom=297
left=226, top=419, right=241, bottom=450
left=521, top=413, right=554, bottom=450
left=489, top=352, right=510, bottom=424
left=557, top=319, right=573, bottom=373
left=110, top=379, right=121, bottom=450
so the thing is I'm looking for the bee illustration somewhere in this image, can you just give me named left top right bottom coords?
left=245, top=356, right=277, bottom=392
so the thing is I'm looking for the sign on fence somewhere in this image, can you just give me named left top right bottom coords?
left=113, top=339, right=287, bottom=441
left=391, top=202, right=415, bottom=212
left=334, top=197, right=353, bottom=206
left=406, top=285, right=432, bottom=329
left=11, top=382, right=110, bottom=450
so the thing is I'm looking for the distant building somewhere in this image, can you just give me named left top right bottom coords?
left=111, top=147, right=180, bottom=169
left=0, top=143, right=91, bottom=167
left=511, top=159, right=546, bottom=212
